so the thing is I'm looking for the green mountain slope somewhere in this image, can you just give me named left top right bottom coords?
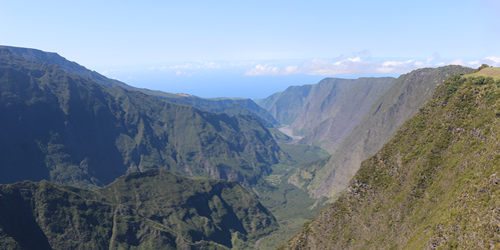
left=280, top=67, right=500, bottom=249
left=0, top=169, right=277, bottom=249
left=3, top=46, right=278, bottom=127
left=0, top=48, right=288, bottom=188
left=289, top=66, right=474, bottom=199
left=256, top=77, right=395, bottom=153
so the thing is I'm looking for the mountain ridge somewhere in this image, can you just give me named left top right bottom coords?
left=0, top=47, right=289, bottom=188
left=256, top=77, right=396, bottom=153
left=286, top=65, right=474, bottom=199
left=280, top=66, right=500, bottom=249
left=2, top=45, right=279, bottom=127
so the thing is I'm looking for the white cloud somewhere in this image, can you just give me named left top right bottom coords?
left=174, top=71, right=195, bottom=77
left=244, top=64, right=282, bottom=76
left=244, top=55, right=500, bottom=77
left=167, top=61, right=220, bottom=70
left=245, top=58, right=430, bottom=76
left=485, top=56, right=500, bottom=64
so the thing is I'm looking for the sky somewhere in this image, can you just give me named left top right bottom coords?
left=2, top=0, right=500, bottom=98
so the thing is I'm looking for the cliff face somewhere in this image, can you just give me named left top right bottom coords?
left=0, top=48, right=288, bottom=188
left=281, top=68, right=500, bottom=249
left=0, top=169, right=277, bottom=249
left=288, top=66, right=474, bottom=199
left=257, top=77, right=396, bottom=153
left=295, top=77, right=395, bottom=153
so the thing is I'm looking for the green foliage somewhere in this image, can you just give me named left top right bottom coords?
left=278, top=144, right=330, bottom=165
left=0, top=169, right=277, bottom=249
left=282, top=65, right=500, bottom=249
left=252, top=178, right=328, bottom=250
left=291, top=65, right=475, bottom=200
left=0, top=48, right=289, bottom=188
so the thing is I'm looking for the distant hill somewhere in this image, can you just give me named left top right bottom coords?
left=0, top=48, right=289, bottom=188
left=3, top=46, right=279, bottom=127
left=280, top=67, right=500, bottom=249
left=288, top=66, right=474, bottom=199
left=257, top=77, right=396, bottom=153
left=0, top=169, right=277, bottom=249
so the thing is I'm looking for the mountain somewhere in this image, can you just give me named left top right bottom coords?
left=3, top=46, right=278, bottom=127
left=0, top=168, right=277, bottom=249
left=0, top=48, right=289, bottom=188
left=152, top=94, right=280, bottom=128
left=256, top=77, right=396, bottom=153
left=288, top=66, right=474, bottom=199
left=280, top=66, right=500, bottom=249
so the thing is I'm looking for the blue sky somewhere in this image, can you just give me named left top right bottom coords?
left=2, top=0, right=500, bottom=98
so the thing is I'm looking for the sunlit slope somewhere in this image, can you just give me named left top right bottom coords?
left=289, top=66, right=474, bottom=199
left=281, top=68, right=500, bottom=249
left=0, top=169, right=277, bottom=249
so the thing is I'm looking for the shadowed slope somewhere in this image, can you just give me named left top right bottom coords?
left=0, top=48, right=289, bottom=188
left=0, top=169, right=277, bottom=249
left=3, top=46, right=279, bottom=127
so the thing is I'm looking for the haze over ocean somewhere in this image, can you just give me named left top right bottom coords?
left=2, top=0, right=499, bottom=98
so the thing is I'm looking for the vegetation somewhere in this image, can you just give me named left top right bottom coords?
left=253, top=166, right=328, bottom=249
left=281, top=67, right=500, bottom=249
left=291, top=66, right=475, bottom=200
left=0, top=48, right=290, bottom=188
left=0, top=169, right=277, bottom=249
left=4, top=45, right=280, bottom=127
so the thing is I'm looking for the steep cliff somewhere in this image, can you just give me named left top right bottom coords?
left=281, top=67, right=500, bottom=249
left=289, top=66, right=474, bottom=199
left=0, top=48, right=289, bottom=188
left=257, top=77, right=395, bottom=153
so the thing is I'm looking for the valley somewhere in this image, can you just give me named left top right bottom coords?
left=0, top=45, right=498, bottom=249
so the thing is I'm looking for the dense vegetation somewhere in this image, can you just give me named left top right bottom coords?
left=281, top=67, right=500, bottom=249
left=0, top=48, right=289, bottom=188
left=0, top=169, right=277, bottom=249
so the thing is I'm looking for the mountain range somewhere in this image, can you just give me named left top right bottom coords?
left=4, top=46, right=279, bottom=128
left=285, top=65, right=474, bottom=199
left=280, top=65, right=500, bottom=249
left=0, top=47, right=289, bottom=189
left=2, top=44, right=497, bottom=249
left=257, top=77, right=395, bottom=153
